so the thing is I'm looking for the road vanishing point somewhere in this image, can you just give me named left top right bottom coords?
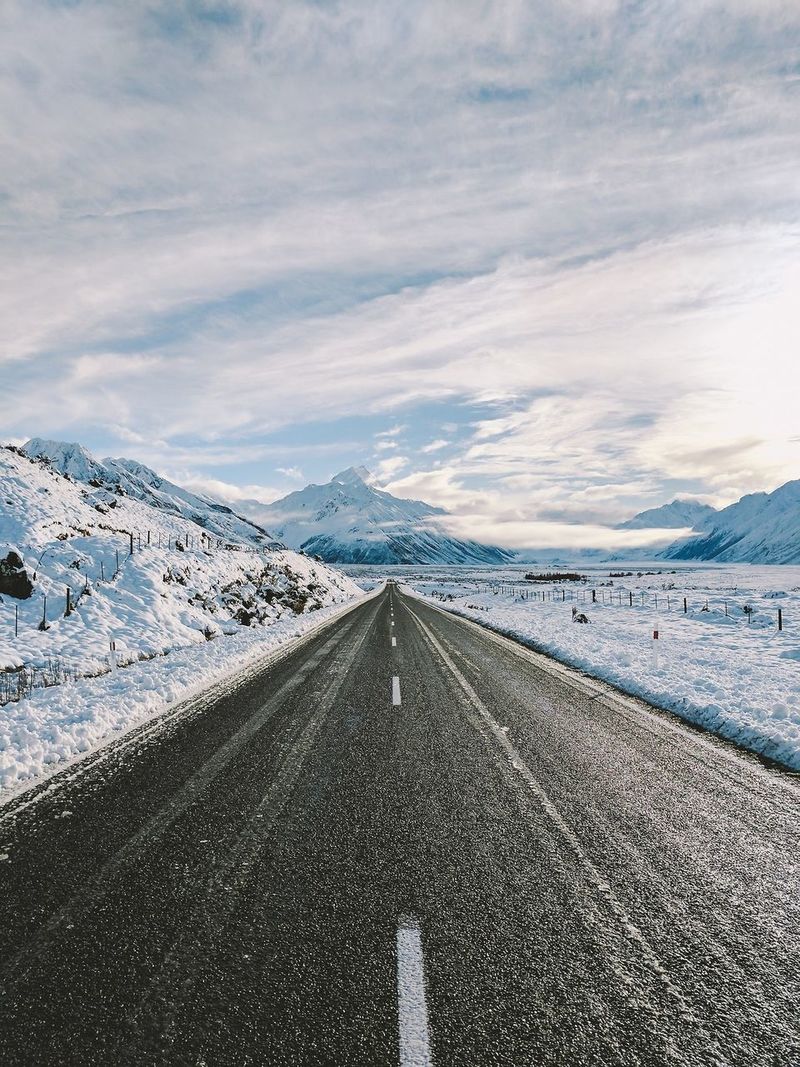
left=1, top=583, right=798, bottom=1066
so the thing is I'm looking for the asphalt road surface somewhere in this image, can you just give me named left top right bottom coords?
left=1, top=583, right=799, bottom=1066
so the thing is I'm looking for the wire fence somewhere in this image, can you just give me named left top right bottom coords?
left=0, top=526, right=296, bottom=705
left=466, top=579, right=788, bottom=631
left=0, top=658, right=84, bottom=705
left=2, top=528, right=285, bottom=640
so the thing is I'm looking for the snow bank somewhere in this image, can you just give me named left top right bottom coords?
left=405, top=566, right=800, bottom=770
left=0, top=442, right=369, bottom=797
left=0, top=589, right=376, bottom=798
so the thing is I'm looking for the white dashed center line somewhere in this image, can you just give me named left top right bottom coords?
left=392, top=636, right=397, bottom=647
left=392, top=676, right=402, bottom=705
left=396, top=918, right=434, bottom=1066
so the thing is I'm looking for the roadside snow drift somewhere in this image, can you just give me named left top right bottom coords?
left=0, top=443, right=363, bottom=794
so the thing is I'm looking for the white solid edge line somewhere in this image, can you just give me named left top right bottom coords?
left=397, top=918, right=434, bottom=1067
left=392, top=676, right=402, bottom=705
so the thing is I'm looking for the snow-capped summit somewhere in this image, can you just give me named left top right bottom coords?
left=334, top=465, right=375, bottom=487
left=24, top=438, right=107, bottom=484
left=617, top=499, right=717, bottom=531
left=23, top=438, right=281, bottom=549
left=663, top=479, right=800, bottom=564
left=242, top=467, right=512, bottom=565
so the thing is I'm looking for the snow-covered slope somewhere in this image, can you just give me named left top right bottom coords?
left=0, top=443, right=360, bottom=687
left=664, top=480, right=800, bottom=564
left=617, top=499, right=717, bottom=531
left=245, top=466, right=514, bottom=565
left=23, top=438, right=282, bottom=550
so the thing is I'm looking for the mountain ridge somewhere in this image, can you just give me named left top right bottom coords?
left=23, top=438, right=283, bottom=550
left=617, top=498, right=718, bottom=532
left=243, top=466, right=513, bottom=565
left=662, top=479, right=800, bottom=564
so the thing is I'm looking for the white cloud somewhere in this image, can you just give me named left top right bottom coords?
left=276, top=466, right=305, bottom=481
left=434, top=513, right=690, bottom=552
left=374, top=455, right=409, bottom=483
left=177, top=476, right=284, bottom=506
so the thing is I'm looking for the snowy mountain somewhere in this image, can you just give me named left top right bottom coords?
left=0, top=443, right=360, bottom=689
left=663, top=479, right=800, bottom=564
left=617, top=499, right=717, bottom=531
left=23, top=438, right=282, bottom=549
left=245, top=466, right=514, bottom=565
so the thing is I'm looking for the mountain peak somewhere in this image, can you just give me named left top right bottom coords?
left=333, top=465, right=374, bottom=486
left=617, top=498, right=717, bottom=531
left=251, top=467, right=513, bottom=565
left=24, top=437, right=105, bottom=481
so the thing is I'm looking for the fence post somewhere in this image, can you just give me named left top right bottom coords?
left=129, top=531, right=134, bottom=556
left=592, top=589, right=596, bottom=603
left=39, top=594, right=48, bottom=631
left=115, top=548, right=120, bottom=576
left=683, top=597, right=688, bottom=613
left=778, top=608, right=783, bottom=632
left=65, top=586, right=72, bottom=617
left=629, top=591, right=633, bottom=606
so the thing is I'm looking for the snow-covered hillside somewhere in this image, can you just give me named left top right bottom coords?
left=664, top=480, right=800, bottom=564
left=0, top=443, right=360, bottom=696
left=617, top=499, right=717, bottom=531
left=24, top=438, right=282, bottom=549
left=245, top=466, right=514, bottom=565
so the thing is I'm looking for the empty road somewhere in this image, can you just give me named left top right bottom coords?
left=1, top=583, right=798, bottom=1066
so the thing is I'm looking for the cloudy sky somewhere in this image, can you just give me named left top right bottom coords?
left=2, top=0, right=799, bottom=548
